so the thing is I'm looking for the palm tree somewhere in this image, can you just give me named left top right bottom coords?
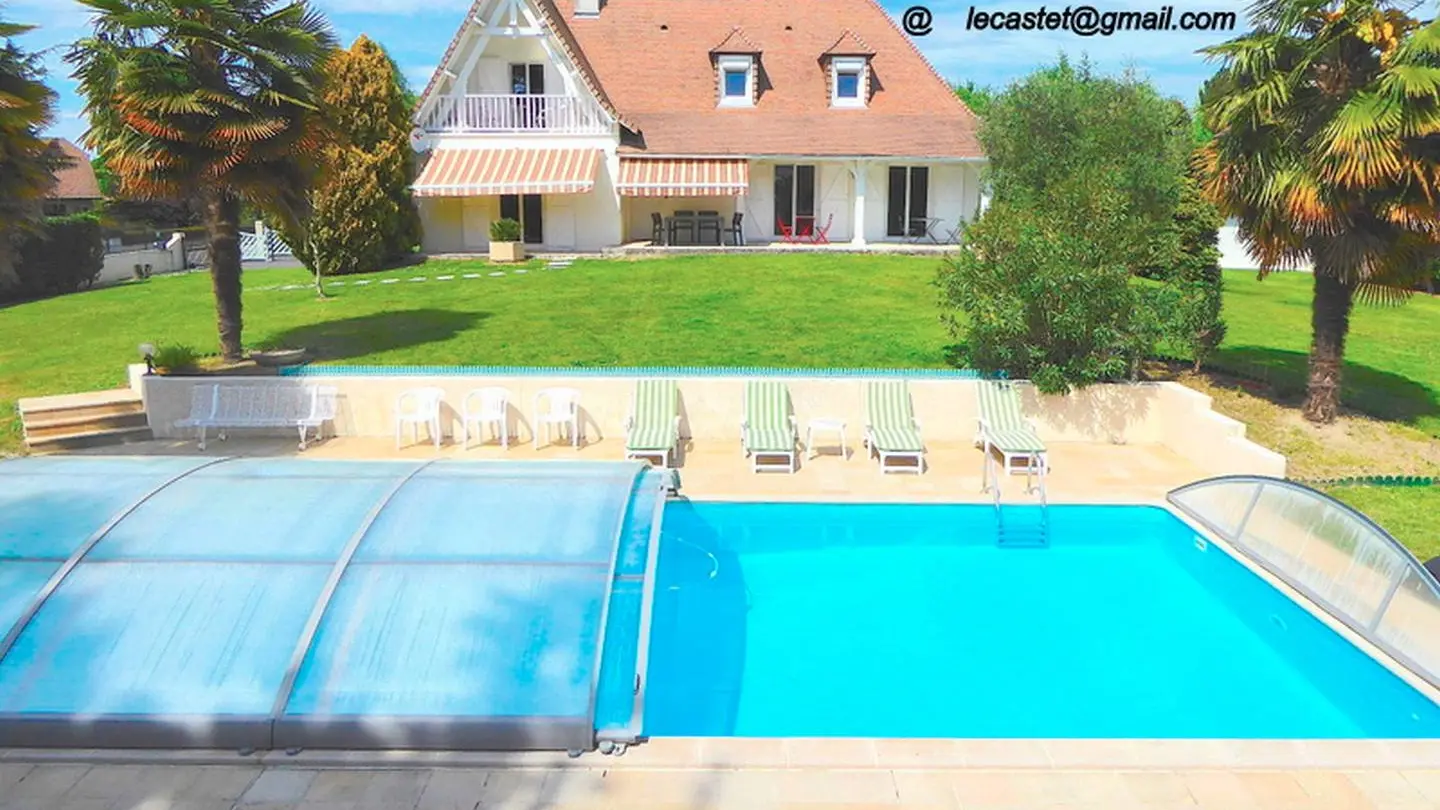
left=0, top=13, right=60, bottom=292
left=1197, top=0, right=1440, bottom=424
left=69, top=0, right=336, bottom=360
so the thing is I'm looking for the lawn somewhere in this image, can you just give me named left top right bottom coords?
left=1, top=257, right=1437, bottom=556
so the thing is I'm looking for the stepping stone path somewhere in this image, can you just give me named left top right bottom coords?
left=260, top=262, right=566, bottom=294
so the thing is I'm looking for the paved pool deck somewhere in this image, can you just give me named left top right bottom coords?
left=3, top=745, right=1440, bottom=809
left=22, top=437, right=1438, bottom=808
left=68, top=434, right=1203, bottom=505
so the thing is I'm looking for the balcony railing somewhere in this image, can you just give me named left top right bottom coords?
left=421, top=94, right=611, bottom=135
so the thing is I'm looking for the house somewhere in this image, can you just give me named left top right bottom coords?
left=411, top=0, right=984, bottom=252
left=43, top=139, right=103, bottom=217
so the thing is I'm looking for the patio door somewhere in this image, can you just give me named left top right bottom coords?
left=886, top=166, right=929, bottom=238
left=510, top=63, right=545, bottom=129
left=773, top=164, right=816, bottom=235
left=500, top=194, right=544, bottom=245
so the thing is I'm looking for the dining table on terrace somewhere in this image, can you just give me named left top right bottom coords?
left=664, top=210, right=725, bottom=246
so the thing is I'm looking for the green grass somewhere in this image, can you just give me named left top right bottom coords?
left=0, top=254, right=952, bottom=452
left=3, top=258, right=1437, bottom=558
left=1206, top=270, right=1440, bottom=438
left=1322, top=485, right=1440, bottom=562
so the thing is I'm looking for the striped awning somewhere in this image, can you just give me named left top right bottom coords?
left=617, top=158, right=750, bottom=197
left=412, top=148, right=601, bottom=196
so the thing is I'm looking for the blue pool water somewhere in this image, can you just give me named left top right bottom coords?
left=644, top=502, right=1440, bottom=739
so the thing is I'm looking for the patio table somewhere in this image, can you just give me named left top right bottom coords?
left=909, top=217, right=944, bottom=244
left=665, top=213, right=724, bottom=246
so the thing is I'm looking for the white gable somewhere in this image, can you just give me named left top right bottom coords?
left=416, top=0, right=609, bottom=131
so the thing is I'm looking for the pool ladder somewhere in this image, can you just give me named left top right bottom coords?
left=989, top=454, right=1050, bottom=548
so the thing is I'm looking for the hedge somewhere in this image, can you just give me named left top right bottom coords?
left=2, top=213, right=105, bottom=302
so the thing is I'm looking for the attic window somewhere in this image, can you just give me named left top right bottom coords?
left=718, top=55, right=754, bottom=107
left=831, top=56, right=866, bottom=108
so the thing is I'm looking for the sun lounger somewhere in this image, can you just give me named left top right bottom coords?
left=741, top=380, right=798, bottom=473
left=977, top=379, right=1048, bottom=493
left=863, top=380, right=925, bottom=474
left=624, top=379, right=681, bottom=467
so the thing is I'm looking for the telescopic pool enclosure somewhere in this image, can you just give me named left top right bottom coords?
left=0, top=456, right=667, bottom=751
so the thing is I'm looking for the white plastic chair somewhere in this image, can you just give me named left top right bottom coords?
left=395, top=387, right=445, bottom=449
left=461, top=387, right=511, bottom=450
left=533, top=387, right=581, bottom=449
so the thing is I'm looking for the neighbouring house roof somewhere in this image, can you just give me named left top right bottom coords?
left=552, top=0, right=981, bottom=158
left=45, top=139, right=103, bottom=201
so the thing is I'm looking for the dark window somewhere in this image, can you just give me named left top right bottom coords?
left=509, top=64, right=546, bottom=128
left=886, top=167, right=929, bottom=237
left=886, top=167, right=907, bottom=237
left=723, top=68, right=747, bottom=98
left=499, top=194, right=544, bottom=244
left=773, top=164, right=816, bottom=235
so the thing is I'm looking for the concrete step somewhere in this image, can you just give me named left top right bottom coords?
left=18, top=389, right=145, bottom=421
left=22, top=410, right=150, bottom=441
left=19, top=388, right=149, bottom=452
left=24, top=425, right=154, bottom=454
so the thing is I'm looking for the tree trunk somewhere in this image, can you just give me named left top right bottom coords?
left=205, top=190, right=244, bottom=360
left=1302, top=271, right=1355, bottom=424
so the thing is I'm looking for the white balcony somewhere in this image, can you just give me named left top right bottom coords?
left=421, top=94, right=611, bottom=135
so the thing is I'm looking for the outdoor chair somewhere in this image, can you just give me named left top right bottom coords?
left=651, top=212, right=665, bottom=245
left=808, top=213, right=833, bottom=245
left=724, top=212, right=746, bottom=246
left=534, top=387, right=582, bottom=449
left=741, top=380, right=798, bottom=473
left=863, top=380, right=926, bottom=474
left=976, top=379, right=1049, bottom=494
left=395, top=386, right=445, bottom=450
left=624, top=379, right=681, bottom=468
left=670, top=210, right=697, bottom=245
left=461, top=387, right=511, bottom=450
left=776, top=217, right=798, bottom=243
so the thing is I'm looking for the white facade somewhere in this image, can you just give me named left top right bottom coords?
left=413, top=0, right=985, bottom=253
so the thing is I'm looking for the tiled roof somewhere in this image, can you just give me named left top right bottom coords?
left=821, top=29, right=875, bottom=57
left=710, top=26, right=762, bottom=54
left=46, top=139, right=102, bottom=200
left=553, top=0, right=980, bottom=158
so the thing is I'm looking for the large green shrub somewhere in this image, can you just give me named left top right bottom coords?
left=5, top=214, right=104, bottom=301
left=489, top=218, right=522, bottom=242
left=288, top=35, right=421, bottom=277
left=978, top=57, right=1190, bottom=275
left=937, top=202, right=1154, bottom=394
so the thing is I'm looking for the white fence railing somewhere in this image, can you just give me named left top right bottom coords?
left=420, top=94, right=610, bottom=135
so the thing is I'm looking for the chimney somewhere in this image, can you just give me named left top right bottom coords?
left=575, top=0, right=600, bottom=17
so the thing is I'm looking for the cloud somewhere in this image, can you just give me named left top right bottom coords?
left=405, top=64, right=439, bottom=89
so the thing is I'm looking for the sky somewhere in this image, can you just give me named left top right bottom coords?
left=9, top=0, right=1249, bottom=150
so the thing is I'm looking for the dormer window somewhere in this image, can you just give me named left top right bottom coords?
left=832, top=57, right=866, bottom=107
left=718, top=55, right=754, bottom=107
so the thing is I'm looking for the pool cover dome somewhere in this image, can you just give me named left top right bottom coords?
left=0, top=456, right=667, bottom=751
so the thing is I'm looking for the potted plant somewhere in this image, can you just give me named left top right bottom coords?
left=150, top=344, right=200, bottom=375
left=489, top=218, right=525, bottom=263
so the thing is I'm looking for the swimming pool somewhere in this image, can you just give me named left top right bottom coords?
left=644, top=502, right=1440, bottom=739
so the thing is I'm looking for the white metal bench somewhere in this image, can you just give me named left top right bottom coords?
left=176, top=383, right=338, bottom=450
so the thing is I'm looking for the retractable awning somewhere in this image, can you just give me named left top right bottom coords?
left=616, top=158, right=749, bottom=197
left=412, top=148, right=601, bottom=196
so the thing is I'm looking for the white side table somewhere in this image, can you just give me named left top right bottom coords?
left=806, top=418, right=848, bottom=460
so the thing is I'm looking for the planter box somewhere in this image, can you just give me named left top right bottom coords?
left=490, top=241, right=525, bottom=263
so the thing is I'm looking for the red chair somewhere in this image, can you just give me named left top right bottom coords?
left=808, top=213, right=833, bottom=245
left=776, top=217, right=798, bottom=243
